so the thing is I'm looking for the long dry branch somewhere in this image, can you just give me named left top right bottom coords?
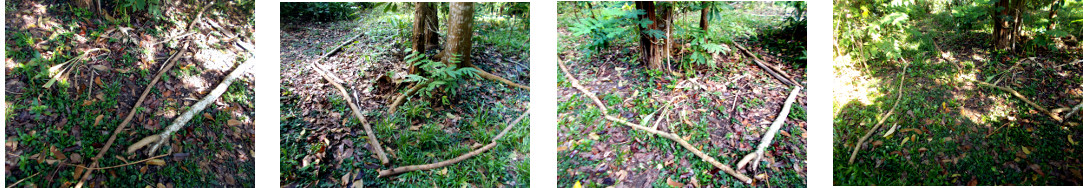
left=975, top=80, right=1064, bottom=122
left=848, top=61, right=909, bottom=165
left=737, top=86, right=801, bottom=170
left=734, top=43, right=799, bottom=86
left=558, top=60, right=753, bottom=184
left=1065, top=101, right=1083, bottom=122
left=309, top=63, right=390, bottom=165
left=75, top=42, right=190, bottom=188
left=143, top=58, right=255, bottom=155
left=377, top=108, right=529, bottom=177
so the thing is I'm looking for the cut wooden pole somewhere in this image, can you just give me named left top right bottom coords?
left=848, top=61, right=909, bottom=165
left=309, top=63, right=390, bottom=165
left=737, top=86, right=801, bottom=170
left=378, top=108, right=529, bottom=177
left=975, top=80, right=1063, bottom=122
left=558, top=59, right=753, bottom=184
left=144, top=58, right=255, bottom=155
left=734, top=43, right=799, bottom=86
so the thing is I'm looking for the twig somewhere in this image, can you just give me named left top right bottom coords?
left=975, top=80, right=1063, bottom=122
left=7, top=172, right=41, bottom=188
left=378, top=109, right=529, bottom=177
left=558, top=59, right=753, bottom=184
left=67, top=154, right=170, bottom=170
left=1064, top=101, right=1083, bottom=122
left=734, top=43, right=799, bottom=86
left=737, top=86, right=801, bottom=171
left=848, top=60, right=909, bottom=165
left=145, top=58, right=255, bottom=155
left=309, top=63, right=389, bottom=165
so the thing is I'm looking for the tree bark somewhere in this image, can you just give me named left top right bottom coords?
left=1049, top=0, right=1061, bottom=30
left=700, top=1, right=710, bottom=31
left=635, top=1, right=671, bottom=70
left=411, top=2, right=439, bottom=74
left=993, top=0, right=1024, bottom=51
left=445, top=2, right=475, bottom=67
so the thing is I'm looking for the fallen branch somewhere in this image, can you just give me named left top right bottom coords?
left=143, top=58, right=254, bottom=155
left=558, top=59, right=753, bottom=184
left=7, top=172, right=41, bottom=188
left=318, top=33, right=364, bottom=62
left=67, top=154, right=170, bottom=170
left=734, top=43, right=799, bottom=86
left=378, top=108, right=529, bottom=177
left=468, top=65, right=529, bottom=91
left=848, top=61, right=909, bottom=165
left=308, top=63, right=390, bottom=165
left=76, top=42, right=189, bottom=188
left=975, top=80, right=1063, bottom=122
left=386, top=79, right=434, bottom=113
left=1065, top=101, right=1083, bottom=122
left=737, top=86, right=801, bottom=171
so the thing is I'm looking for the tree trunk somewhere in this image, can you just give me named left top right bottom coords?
left=410, top=2, right=440, bottom=74
left=635, top=2, right=671, bottom=70
left=1049, top=0, right=1061, bottom=30
left=700, top=1, right=710, bottom=31
left=444, top=2, right=475, bottom=67
left=993, top=0, right=1024, bottom=51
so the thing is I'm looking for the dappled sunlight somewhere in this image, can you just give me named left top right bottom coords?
left=833, top=55, right=883, bottom=117
left=182, top=74, right=209, bottom=93
left=195, top=48, right=239, bottom=72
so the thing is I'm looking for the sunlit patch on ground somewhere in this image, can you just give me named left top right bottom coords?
left=833, top=55, right=882, bottom=116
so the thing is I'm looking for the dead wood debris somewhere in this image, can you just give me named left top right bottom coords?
left=377, top=108, right=529, bottom=177
left=559, top=59, right=754, bottom=184
left=848, top=60, right=909, bottom=165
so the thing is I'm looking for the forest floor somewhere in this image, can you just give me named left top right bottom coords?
left=833, top=8, right=1083, bottom=186
left=556, top=6, right=808, bottom=188
left=279, top=10, right=530, bottom=187
left=5, top=0, right=255, bottom=187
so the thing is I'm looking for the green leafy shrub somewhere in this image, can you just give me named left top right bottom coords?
left=567, top=6, right=645, bottom=57
left=681, top=27, right=730, bottom=71
left=117, top=0, right=162, bottom=20
left=281, top=2, right=362, bottom=22
left=403, top=52, right=478, bottom=97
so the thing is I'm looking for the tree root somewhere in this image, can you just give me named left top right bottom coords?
left=386, top=79, right=433, bottom=114
left=378, top=108, right=529, bottom=177
left=734, top=43, right=799, bottom=86
left=848, top=61, right=909, bottom=165
left=737, top=86, right=801, bottom=171
left=975, top=80, right=1063, bottom=122
left=559, top=59, right=753, bottom=184
left=309, top=63, right=390, bottom=165
left=469, top=65, right=530, bottom=91
left=145, top=58, right=255, bottom=155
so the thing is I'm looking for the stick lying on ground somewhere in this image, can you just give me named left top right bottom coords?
left=1065, top=101, right=1083, bottom=122
left=309, top=63, right=390, bottom=165
left=737, top=86, right=801, bottom=171
left=141, top=57, right=256, bottom=155
left=378, top=108, right=529, bottom=177
left=468, top=64, right=530, bottom=91
left=559, top=60, right=753, bottom=184
left=734, top=43, right=799, bottom=86
left=974, top=80, right=1063, bottom=122
left=76, top=42, right=190, bottom=188
left=848, top=61, right=909, bottom=165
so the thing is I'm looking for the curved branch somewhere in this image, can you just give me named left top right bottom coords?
left=378, top=108, right=529, bottom=177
